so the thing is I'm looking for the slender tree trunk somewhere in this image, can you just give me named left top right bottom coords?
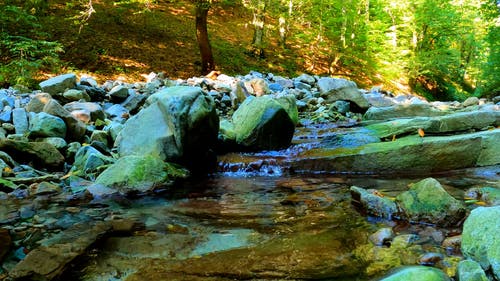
left=251, top=0, right=266, bottom=57
left=195, top=1, right=214, bottom=73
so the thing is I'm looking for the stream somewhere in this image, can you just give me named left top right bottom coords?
left=59, top=123, right=500, bottom=280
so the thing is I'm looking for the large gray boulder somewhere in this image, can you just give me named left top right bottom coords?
left=462, top=206, right=500, bottom=279
left=395, top=178, right=466, bottom=226
left=39, top=73, right=77, bottom=95
left=28, top=112, right=67, bottom=139
left=317, top=77, right=369, bottom=110
left=231, top=95, right=295, bottom=150
left=115, top=86, right=219, bottom=170
left=93, top=155, right=189, bottom=194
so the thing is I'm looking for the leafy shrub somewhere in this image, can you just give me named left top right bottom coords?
left=0, top=4, right=63, bottom=88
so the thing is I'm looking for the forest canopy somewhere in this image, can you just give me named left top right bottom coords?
left=0, top=0, right=499, bottom=101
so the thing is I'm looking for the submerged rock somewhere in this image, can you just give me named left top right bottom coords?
left=395, top=178, right=466, bottom=226
left=127, top=228, right=369, bottom=280
left=378, top=266, right=450, bottom=281
left=461, top=206, right=500, bottom=279
left=350, top=186, right=397, bottom=219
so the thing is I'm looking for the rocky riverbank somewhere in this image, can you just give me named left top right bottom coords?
left=0, top=71, right=499, bottom=280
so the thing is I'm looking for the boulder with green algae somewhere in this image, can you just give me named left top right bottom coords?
left=94, top=155, right=189, bottom=194
left=291, top=129, right=500, bottom=175
left=116, top=86, right=219, bottom=170
left=378, top=266, right=450, bottom=281
left=232, top=95, right=295, bottom=150
left=461, top=206, right=500, bottom=280
left=395, top=178, right=466, bottom=226
left=456, top=260, right=489, bottom=281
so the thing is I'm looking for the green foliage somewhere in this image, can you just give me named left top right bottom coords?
left=0, top=3, right=63, bottom=88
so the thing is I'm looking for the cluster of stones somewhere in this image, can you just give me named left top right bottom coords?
left=351, top=177, right=500, bottom=281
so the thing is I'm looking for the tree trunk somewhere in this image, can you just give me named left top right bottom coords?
left=195, top=1, right=214, bottom=74
left=250, top=0, right=266, bottom=57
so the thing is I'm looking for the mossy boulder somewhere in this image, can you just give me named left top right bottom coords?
left=456, top=260, right=488, bottom=281
left=115, top=86, right=219, bottom=171
left=94, top=155, right=189, bottom=194
left=395, top=178, right=466, bottom=226
left=461, top=206, right=500, bottom=280
left=232, top=95, right=295, bottom=150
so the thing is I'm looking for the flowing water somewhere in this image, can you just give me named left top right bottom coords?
left=4, top=122, right=499, bottom=280
left=56, top=123, right=500, bottom=280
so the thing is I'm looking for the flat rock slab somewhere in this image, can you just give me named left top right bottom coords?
left=9, top=222, right=111, bottom=280
left=290, top=129, right=500, bottom=175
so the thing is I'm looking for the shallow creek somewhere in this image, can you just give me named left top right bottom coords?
left=2, top=123, right=499, bottom=280
left=58, top=123, right=499, bottom=281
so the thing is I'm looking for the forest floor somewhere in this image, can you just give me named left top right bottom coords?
left=40, top=0, right=385, bottom=89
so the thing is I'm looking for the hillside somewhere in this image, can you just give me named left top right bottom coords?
left=40, top=0, right=381, bottom=88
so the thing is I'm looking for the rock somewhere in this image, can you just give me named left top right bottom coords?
left=295, top=73, right=316, bottom=85
left=72, top=145, right=114, bottom=174
left=94, top=155, right=189, bottom=194
left=463, top=96, right=479, bottom=107
left=9, top=222, right=111, bottom=281
left=0, top=107, right=12, bottom=123
left=79, top=76, right=98, bottom=87
left=462, top=206, right=500, bottom=279
left=0, top=139, right=64, bottom=170
left=108, top=85, right=130, bottom=102
left=43, top=99, right=87, bottom=141
left=28, top=112, right=67, bottom=139
left=317, top=77, right=369, bottom=110
left=363, top=103, right=448, bottom=120
left=275, top=94, right=299, bottom=125
left=248, top=78, right=270, bottom=96
left=25, top=92, right=53, bottom=113
left=369, top=228, right=394, bottom=246
left=230, top=81, right=249, bottom=109
left=104, top=104, right=129, bottom=123
left=350, top=186, right=398, bottom=219
left=40, top=137, right=67, bottom=151
left=0, top=228, right=11, bottom=262
left=232, top=95, right=295, bottom=150
left=121, top=92, right=146, bottom=113
left=395, top=178, right=466, bottom=226
left=115, top=86, right=219, bottom=170
left=76, top=84, right=106, bottom=102
left=64, top=101, right=106, bottom=123
left=464, top=186, right=500, bottom=206
left=62, top=89, right=90, bottom=102
left=127, top=227, right=369, bottom=280
left=39, top=73, right=77, bottom=95
left=291, top=129, right=500, bottom=175
left=321, top=129, right=381, bottom=148
left=457, top=260, right=489, bottom=281
left=12, top=108, right=29, bottom=135
left=378, top=266, right=450, bottom=281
